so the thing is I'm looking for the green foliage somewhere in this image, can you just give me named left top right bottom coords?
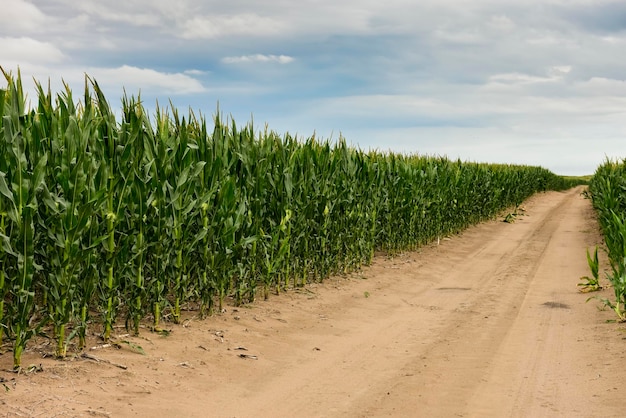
left=578, top=246, right=602, bottom=292
left=0, top=69, right=582, bottom=362
left=588, top=159, right=626, bottom=320
left=0, top=68, right=50, bottom=368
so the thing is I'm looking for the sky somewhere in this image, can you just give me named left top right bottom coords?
left=2, top=0, right=626, bottom=175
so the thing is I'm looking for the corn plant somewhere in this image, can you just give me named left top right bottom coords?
left=0, top=69, right=49, bottom=369
left=0, top=84, right=7, bottom=346
left=200, top=176, right=240, bottom=311
left=117, top=94, right=152, bottom=336
left=142, top=105, right=174, bottom=329
left=259, top=209, right=292, bottom=299
left=597, top=261, right=626, bottom=321
left=167, top=109, right=207, bottom=323
left=91, top=79, right=135, bottom=342
left=578, top=246, right=602, bottom=292
left=36, top=82, right=104, bottom=357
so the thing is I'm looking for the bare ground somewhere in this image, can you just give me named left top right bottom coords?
left=2, top=186, right=625, bottom=418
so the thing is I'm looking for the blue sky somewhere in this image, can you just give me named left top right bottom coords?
left=2, top=0, right=626, bottom=175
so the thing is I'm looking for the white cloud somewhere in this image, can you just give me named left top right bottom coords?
left=548, top=65, right=572, bottom=76
left=598, top=35, right=626, bottom=44
left=221, top=54, right=294, bottom=64
left=433, top=27, right=486, bottom=45
left=488, top=66, right=571, bottom=85
left=488, top=15, right=516, bottom=31
left=87, top=65, right=207, bottom=95
left=0, top=37, right=65, bottom=64
left=576, top=77, right=626, bottom=96
left=179, top=14, right=287, bottom=39
left=60, top=0, right=161, bottom=27
left=3, top=0, right=48, bottom=31
left=184, top=69, right=209, bottom=76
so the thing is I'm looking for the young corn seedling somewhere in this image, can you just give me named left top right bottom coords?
left=578, top=246, right=602, bottom=292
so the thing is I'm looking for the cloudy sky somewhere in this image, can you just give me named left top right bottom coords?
left=2, top=0, right=626, bottom=175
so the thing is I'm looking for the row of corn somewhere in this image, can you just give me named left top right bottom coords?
left=588, top=159, right=626, bottom=319
left=0, top=70, right=584, bottom=369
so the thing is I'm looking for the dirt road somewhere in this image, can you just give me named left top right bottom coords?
left=2, top=186, right=625, bottom=417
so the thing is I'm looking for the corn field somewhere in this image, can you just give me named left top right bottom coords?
left=588, top=159, right=626, bottom=320
left=0, top=70, right=584, bottom=369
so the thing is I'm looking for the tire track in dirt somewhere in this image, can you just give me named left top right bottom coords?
left=464, top=186, right=615, bottom=418
left=343, top=188, right=579, bottom=418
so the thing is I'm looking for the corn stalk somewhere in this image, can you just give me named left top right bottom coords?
left=0, top=69, right=49, bottom=369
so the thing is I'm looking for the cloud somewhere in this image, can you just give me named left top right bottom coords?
left=488, top=71, right=563, bottom=85
left=575, top=77, right=626, bottom=97
left=556, top=0, right=626, bottom=33
left=87, top=65, right=207, bottom=95
left=3, top=0, right=48, bottom=32
left=0, top=37, right=66, bottom=65
left=184, top=69, right=209, bottom=76
left=488, top=14, right=516, bottom=31
left=179, top=13, right=287, bottom=39
left=53, top=0, right=162, bottom=27
left=221, top=54, right=294, bottom=64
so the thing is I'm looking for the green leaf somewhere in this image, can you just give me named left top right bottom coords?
left=0, top=172, right=13, bottom=201
left=29, top=153, right=48, bottom=204
left=176, top=166, right=191, bottom=189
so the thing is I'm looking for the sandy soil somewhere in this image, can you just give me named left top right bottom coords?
left=2, top=186, right=625, bottom=418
